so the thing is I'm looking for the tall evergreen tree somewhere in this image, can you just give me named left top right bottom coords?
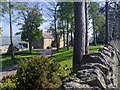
left=47, top=2, right=59, bottom=52
left=105, top=1, right=109, bottom=45
left=1, top=1, right=16, bottom=59
left=85, top=2, right=89, bottom=54
left=73, top=2, right=86, bottom=71
left=89, top=2, right=106, bottom=44
left=9, top=1, right=14, bottom=59
left=16, top=3, right=43, bottom=53
left=89, top=2, right=100, bottom=46
left=57, top=2, right=74, bottom=50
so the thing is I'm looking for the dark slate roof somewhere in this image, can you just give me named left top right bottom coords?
left=42, top=32, right=53, bottom=39
left=0, top=36, right=28, bottom=46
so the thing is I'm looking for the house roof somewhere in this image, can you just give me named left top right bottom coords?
left=0, top=36, right=28, bottom=46
left=42, top=32, right=53, bottom=39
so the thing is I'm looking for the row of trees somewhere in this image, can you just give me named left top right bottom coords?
left=46, top=2, right=74, bottom=52
left=73, top=1, right=120, bottom=71
left=89, top=2, right=120, bottom=45
left=1, top=1, right=120, bottom=71
left=46, top=1, right=120, bottom=53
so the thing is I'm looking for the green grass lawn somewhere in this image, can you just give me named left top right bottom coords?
left=0, top=50, right=43, bottom=69
left=51, top=45, right=102, bottom=69
left=0, top=45, right=102, bottom=69
left=52, top=44, right=120, bottom=84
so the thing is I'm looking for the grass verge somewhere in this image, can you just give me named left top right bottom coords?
left=1, top=45, right=102, bottom=69
left=51, top=45, right=102, bottom=69
left=0, top=50, right=42, bottom=69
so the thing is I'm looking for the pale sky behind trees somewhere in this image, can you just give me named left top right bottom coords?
left=1, top=2, right=93, bottom=42
left=1, top=2, right=51, bottom=36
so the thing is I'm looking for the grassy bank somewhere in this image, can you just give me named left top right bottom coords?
left=0, top=50, right=43, bottom=69
left=51, top=45, right=102, bottom=69
left=1, top=45, right=102, bottom=69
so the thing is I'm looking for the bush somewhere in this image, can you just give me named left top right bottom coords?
left=1, top=73, right=17, bottom=90
left=16, top=56, right=62, bottom=89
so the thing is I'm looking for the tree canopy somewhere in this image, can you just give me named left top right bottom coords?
left=15, top=3, right=43, bottom=53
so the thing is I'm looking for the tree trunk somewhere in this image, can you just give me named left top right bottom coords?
left=70, top=13, right=73, bottom=47
left=91, top=5, right=97, bottom=46
left=71, top=30, right=73, bottom=46
left=96, top=30, right=98, bottom=44
left=66, top=19, right=69, bottom=50
left=73, top=2, right=86, bottom=72
left=27, top=19, right=33, bottom=53
left=55, top=27, right=59, bottom=53
left=105, top=1, right=109, bottom=45
left=85, top=2, right=89, bottom=54
left=28, top=40, right=32, bottom=53
left=93, top=20, right=97, bottom=46
left=28, top=28, right=32, bottom=53
left=9, top=1, right=14, bottom=59
left=54, top=7, right=59, bottom=52
left=62, top=21, right=65, bottom=48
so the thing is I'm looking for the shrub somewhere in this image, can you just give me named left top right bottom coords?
left=1, top=73, right=17, bottom=90
left=16, top=56, right=62, bottom=89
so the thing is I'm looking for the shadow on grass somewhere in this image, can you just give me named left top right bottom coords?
left=53, top=48, right=67, bottom=54
left=1, top=58, right=20, bottom=69
left=1, top=57, right=32, bottom=69
left=52, top=55, right=72, bottom=63
left=1, top=56, right=10, bottom=59
left=53, top=47, right=73, bottom=54
left=1, top=53, right=40, bottom=69
left=89, top=48, right=99, bottom=50
left=19, top=53, right=40, bottom=56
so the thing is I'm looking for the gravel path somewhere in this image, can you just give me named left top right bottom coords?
left=39, top=49, right=52, bottom=57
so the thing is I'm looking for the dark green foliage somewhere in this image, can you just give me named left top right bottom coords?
left=16, top=56, right=62, bottom=89
left=57, top=2, right=74, bottom=50
left=15, top=3, right=43, bottom=53
left=89, top=2, right=105, bottom=44
left=19, top=8, right=43, bottom=42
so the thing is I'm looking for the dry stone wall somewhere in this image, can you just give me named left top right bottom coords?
left=64, top=45, right=118, bottom=90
